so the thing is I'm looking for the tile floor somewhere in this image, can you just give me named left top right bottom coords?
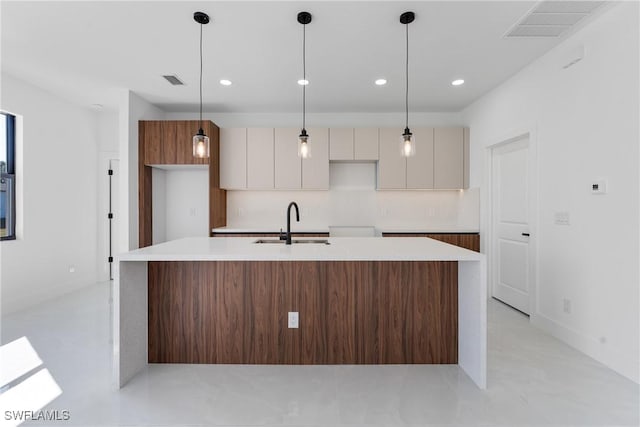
left=1, top=281, right=638, bottom=426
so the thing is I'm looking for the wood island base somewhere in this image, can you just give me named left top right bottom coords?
left=148, top=260, right=458, bottom=365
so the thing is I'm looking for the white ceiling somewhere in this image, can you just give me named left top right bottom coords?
left=1, top=1, right=611, bottom=113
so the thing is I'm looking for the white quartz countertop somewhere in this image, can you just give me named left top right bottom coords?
left=118, top=237, right=484, bottom=262
left=211, top=226, right=330, bottom=234
left=211, top=226, right=479, bottom=234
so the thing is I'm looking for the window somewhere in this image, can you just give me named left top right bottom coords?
left=1, top=112, right=16, bottom=240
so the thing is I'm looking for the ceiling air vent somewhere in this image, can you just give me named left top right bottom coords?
left=162, top=75, right=184, bottom=86
left=504, top=1, right=604, bottom=38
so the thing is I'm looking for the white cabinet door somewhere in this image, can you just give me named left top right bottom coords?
left=219, top=127, right=247, bottom=189
left=274, top=128, right=302, bottom=189
left=434, top=128, right=464, bottom=189
left=378, top=128, right=406, bottom=189
left=354, top=128, right=379, bottom=160
left=406, top=127, right=434, bottom=189
left=329, top=128, right=354, bottom=160
left=247, top=128, right=274, bottom=189
left=302, top=128, right=329, bottom=189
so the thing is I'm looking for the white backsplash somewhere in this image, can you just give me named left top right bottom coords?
left=226, top=163, right=479, bottom=230
left=226, top=188, right=479, bottom=230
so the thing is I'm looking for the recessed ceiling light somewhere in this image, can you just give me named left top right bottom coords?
left=298, top=79, right=309, bottom=86
left=451, top=79, right=465, bottom=86
left=375, top=78, right=387, bottom=86
left=219, top=79, right=232, bottom=86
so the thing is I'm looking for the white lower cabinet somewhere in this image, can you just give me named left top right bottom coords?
left=302, top=128, right=329, bottom=189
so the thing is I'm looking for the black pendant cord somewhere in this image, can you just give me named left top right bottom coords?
left=302, top=22, right=306, bottom=132
left=405, top=21, right=409, bottom=131
left=199, top=21, right=203, bottom=132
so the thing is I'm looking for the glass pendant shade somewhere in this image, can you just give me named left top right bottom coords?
left=193, top=129, right=210, bottom=158
left=400, top=128, right=415, bottom=157
left=298, top=130, right=311, bottom=159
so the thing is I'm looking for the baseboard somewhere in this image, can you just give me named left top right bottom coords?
left=531, top=312, right=639, bottom=384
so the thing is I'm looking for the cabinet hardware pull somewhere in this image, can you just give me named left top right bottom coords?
left=522, top=233, right=530, bottom=237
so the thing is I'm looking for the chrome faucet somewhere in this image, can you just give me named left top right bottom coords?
left=280, top=202, right=300, bottom=245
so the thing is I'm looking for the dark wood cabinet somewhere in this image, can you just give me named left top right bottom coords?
left=382, top=232, right=480, bottom=252
left=140, top=120, right=213, bottom=166
left=141, top=121, right=163, bottom=165
left=148, top=260, right=458, bottom=365
left=139, top=120, right=225, bottom=248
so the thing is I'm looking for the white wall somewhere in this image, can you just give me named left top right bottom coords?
left=462, top=3, right=639, bottom=382
left=0, top=73, right=99, bottom=314
left=164, top=169, right=209, bottom=241
left=151, top=167, right=209, bottom=243
left=118, top=91, right=164, bottom=251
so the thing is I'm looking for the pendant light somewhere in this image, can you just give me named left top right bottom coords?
left=193, top=11, right=210, bottom=159
left=400, top=11, right=415, bottom=157
left=297, top=11, right=312, bottom=159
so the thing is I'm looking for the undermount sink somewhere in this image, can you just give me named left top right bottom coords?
left=254, top=239, right=330, bottom=245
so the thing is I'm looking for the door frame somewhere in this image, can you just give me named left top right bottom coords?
left=483, top=125, right=538, bottom=316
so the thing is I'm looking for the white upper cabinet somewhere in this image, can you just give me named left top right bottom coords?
left=406, top=127, right=434, bottom=189
left=226, top=126, right=466, bottom=191
left=247, top=128, right=274, bottom=189
left=354, top=128, right=379, bottom=160
left=329, top=128, right=354, bottom=160
left=378, top=127, right=467, bottom=190
left=434, top=127, right=464, bottom=189
left=302, top=127, right=329, bottom=189
left=378, top=127, right=406, bottom=189
left=330, top=128, right=378, bottom=161
left=220, top=127, right=247, bottom=189
left=274, top=128, right=302, bottom=189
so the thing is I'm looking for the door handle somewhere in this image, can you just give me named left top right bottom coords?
left=522, top=233, right=530, bottom=237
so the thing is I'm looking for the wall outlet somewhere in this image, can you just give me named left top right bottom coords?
left=189, top=207, right=196, bottom=217
left=563, top=298, right=571, bottom=314
left=555, top=211, right=570, bottom=226
left=288, top=312, right=299, bottom=329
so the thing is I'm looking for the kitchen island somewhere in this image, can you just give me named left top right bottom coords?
left=114, top=237, right=486, bottom=388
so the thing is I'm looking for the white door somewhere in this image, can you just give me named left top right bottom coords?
left=491, top=137, right=530, bottom=314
